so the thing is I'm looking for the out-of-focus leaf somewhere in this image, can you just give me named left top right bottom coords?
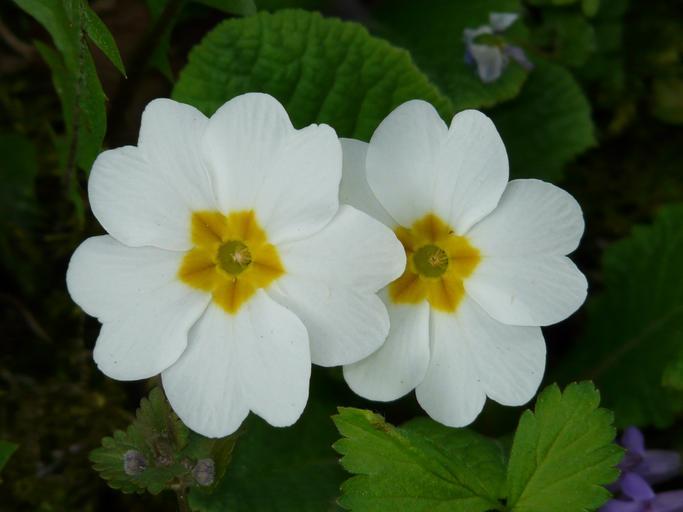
left=651, top=78, right=683, bottom=125
left=490, top=60, right=595, bottom=181
left=0, top=441, right=18, bottom=474
left=505, top=383, right=622, bottom=512
left=555, top=205, right=683, bottom=427
left=373, top=0, right=529, bottom=111
left=82, top=1, right=126, bottom=76
left=172, top=9, right=452, bottom=140
left=14, top=0, right=106, bottom=172
left=0, top=133, right=38, bottom=229
left=190, top=379, right=345, bottom=512
left=333, top=408, right=506, bottom=512
left=532, top=11, right=597, bottom=68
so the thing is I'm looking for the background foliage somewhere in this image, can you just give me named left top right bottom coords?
left=0, top=0, right=682, bottom=510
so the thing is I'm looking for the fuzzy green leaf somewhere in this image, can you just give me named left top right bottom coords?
left=91, top=387, right=234, bottom=495
left=82, top=1, right=126, bottom=76
left=490, top=60, right=595, bottom=181
left=505, top=383, right=622, bottom=512
left=333, top=408, right=506, bottom=512
left=373, top=0, right=529, bottom=111
left=555, top=205, right=683, bottom=427
left=172, top=9, right=452, bottom=140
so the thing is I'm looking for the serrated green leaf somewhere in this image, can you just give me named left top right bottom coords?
left=373, top=0, right=529, bottom=111
left=490, top=60, right=595, bottom=181
left=172, top=9, right=452, bottom=140
left=190, top=377, right=345, bottom=511
left=90, top=387, right=202, bottom=495
left=333, top=408, right=506, bottom=512
left=82, top=1, right=126, bottom=76
left=0, top=440, right=18, bottom=473
left=555, top=205, right=683, bottom=427
left=505, top=383, right=622, bottom=512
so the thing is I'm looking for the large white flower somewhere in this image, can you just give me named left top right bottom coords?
left=66, top=93, right=405, bottom=438
left=341, top=100, right=587, bottom=427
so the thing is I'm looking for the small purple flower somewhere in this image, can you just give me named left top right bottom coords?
left=601, top=473, right=683, bottom=512
left=463, top=12, right=533, bottom=84
left=620, top=427, right=681, bottom=485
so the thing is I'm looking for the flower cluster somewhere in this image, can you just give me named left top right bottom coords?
left=68, top=93, right=587, bottom=437
left=463, top=12, right=533, bottom=83
left=602, top=427, right=683, bottom=512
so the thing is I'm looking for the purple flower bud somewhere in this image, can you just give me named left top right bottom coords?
left=123, top=450, right=147, bottom=476
left=192, top=458, right=215, bottom=486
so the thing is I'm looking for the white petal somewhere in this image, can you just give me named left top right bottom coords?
left=236, top=291, right=311, bottom=427
left=162, top=304, right=250, bottom=438
left=470, top=44, right=506, bottom=83
left=489, top=12, right=519, bottom=32
left=467, top=179, right=585, bottom=256
left=459, top=299, right=545, bottom=406
left=89, top=99, right=215, bottom=250
left=202, top=93, right=341, bottom=244
left=344, top=294, right=430, bottom=401
left=269, top=277, right=389, bottom=367
left=366, top=100, right=447, bottom=227
left=277, top=205, right=405, bottom=293
left=431, top=110, right=509, bottom=232
left=367, top=102, right=508, bottom=232
left=339, top=138, right=396, bottom=228
left=416, top=309, right=486, bottom=427
left=466, top=255, right=588, bottom=326
left=67, top=237, right=210, bottom=380
left=67, top=235, right=183, bottom=321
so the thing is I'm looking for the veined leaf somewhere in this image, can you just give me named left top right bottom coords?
left=555, top=204, right=683, bottom=427
left=172, top=9, right=452, bottom=140
left=505, top=382, right=622, bottom=512
left=490, top=60, right=595, bottom=181
left=333, top=408, right=506, bottom=512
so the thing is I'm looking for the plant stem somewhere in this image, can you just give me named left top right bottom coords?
left=176, top=487, right=191, bottom=512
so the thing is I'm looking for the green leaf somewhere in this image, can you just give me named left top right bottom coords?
left=14, top=0, right=107, bottom=172
left=82, top=1, right=126, bottom=76
left=490, top=60, right=595, bottom=181
left=91, top=387, right=234, bottom=495
left=333, top=408, right=506, bottom=512
left=190, top=378, right=345, bottom=511
left=663, top=355, right=683, bottom=391
left=505, top=383, right=622, bottom=512
left=172, top=9, right=452, bottom=140
left=0, top=440, right=18, bottom=473
left=372, top=0, right=529, bottom=111
left=555, top=205, right=683, bottom=427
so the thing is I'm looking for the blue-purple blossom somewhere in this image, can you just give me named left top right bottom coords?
left=601, top=473, right=683, bottom=512
left=463, top=12, right=533, bottom=84
left=620, top=427, right=681, bottom=485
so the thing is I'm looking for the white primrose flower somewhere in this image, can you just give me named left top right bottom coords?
left=66, top=93, right=405, bottom=438
left=340, top=100, right=587, bottom=427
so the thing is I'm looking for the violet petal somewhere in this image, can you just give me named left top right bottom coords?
left=652, top=490, right=683, bottom=512
left=637, top=450, right=682, bottom=484
left=600, top=499, right=644, bottom=512
left=622, top=473, right=656, bottom=501
left=622, top=427, right=646, bottom=455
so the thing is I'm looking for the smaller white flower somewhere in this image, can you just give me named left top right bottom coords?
left=341, top=100, right=587, bottom=427
left=67, top=93, right=405, bottom=438
left=463, top=12, right=533, bottom=83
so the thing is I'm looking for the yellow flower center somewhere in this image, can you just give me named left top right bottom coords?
left=389, top=213, right=481, bottom=312
left=178, top=210, right=284, bottom=314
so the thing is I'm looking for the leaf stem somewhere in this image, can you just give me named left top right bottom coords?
left=176, top=487, right=191, bottom=512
